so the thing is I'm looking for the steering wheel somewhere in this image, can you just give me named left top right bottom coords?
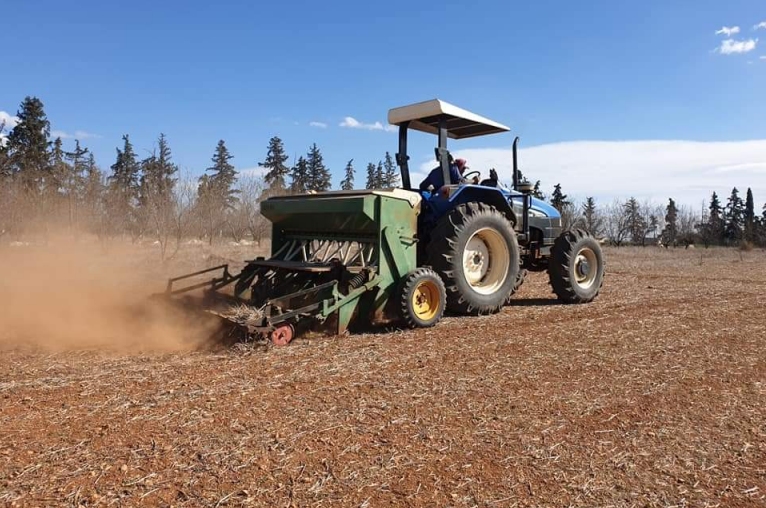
left=462, top=170, right=481, bottom=184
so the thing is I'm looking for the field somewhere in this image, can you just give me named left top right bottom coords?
left=1, top=241, right=765, bottom=507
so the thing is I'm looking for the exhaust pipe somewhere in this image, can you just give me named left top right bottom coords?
left=512, top=136, right=519, bottom=191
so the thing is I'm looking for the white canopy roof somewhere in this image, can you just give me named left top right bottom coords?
left=387, top=99, right=510, bottom=139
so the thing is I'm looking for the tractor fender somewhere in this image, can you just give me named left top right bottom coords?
left=449, top=185, right=518, bottom=227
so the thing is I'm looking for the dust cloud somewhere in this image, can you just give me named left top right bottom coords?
left=0, top=238, right=226, bottom=353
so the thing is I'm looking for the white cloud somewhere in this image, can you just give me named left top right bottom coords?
left=716, top=26, right=740, bottom=36
left=416, top=139, right=766, bottom=207
left=716, top=38, right=758, bottom=54
left=340, top=116, right=396, bottom=132
left=309, top=121, right=327, bottom=128
left=1, top=114, right=102, bottom=146
left=237, top=166, right=268, bottom=178
left=754, top=22, right=766, bottom=30
left=50, top=129, right=102, bottom=140
left=0, top=111, right=19, bottom=147
left=0, top=111, right=19, bottom=130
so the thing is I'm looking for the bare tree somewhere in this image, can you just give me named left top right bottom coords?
left=138, top=171, right=197, bottom=260
left=677, top=204, right=700, bottom=245
left=232, top=174, right=271, bottom=246
left=640, top=199, right=664, bottom=246
left=603, top=198, right=631, bottom=246
left=560, top=201, right=580, bottom=230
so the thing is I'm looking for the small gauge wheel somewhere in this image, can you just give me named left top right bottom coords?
left=270, top=324, right=295, bottom=346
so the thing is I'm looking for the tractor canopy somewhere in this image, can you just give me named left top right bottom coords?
left=387, top=99, right=510, bottom=139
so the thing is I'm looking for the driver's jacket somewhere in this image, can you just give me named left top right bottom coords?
left=418, top=164, right=461, bottom=190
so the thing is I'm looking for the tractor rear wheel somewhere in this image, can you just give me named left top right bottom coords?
left=548, top=228, right=605, bottom=303
left=427, top=202, right=520, bottom=315
left=506, top=267, right=528, bottom=303
left=399, top=267, right=446, bottom=328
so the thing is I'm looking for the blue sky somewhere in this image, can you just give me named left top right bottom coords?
left=2, top=0, right=766, bottom=207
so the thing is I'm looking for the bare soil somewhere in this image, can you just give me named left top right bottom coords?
left=1, top=244, right=765, bottom=507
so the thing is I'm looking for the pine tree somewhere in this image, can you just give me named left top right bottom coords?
left=202, top=139, right=238, bottom=209
left=550, top=183, right=570, bottom=212
left=532, top=180, right=544, bottom=200
left=49, top=136, right=68, bottom=193
left=64, top=139, right=89, bottom=199
left=382, top=152, right=399, bottom=187
left=581, top=197, right=602, bottom=236
left=744, top=187, right=755, bottom=243
left=289, top=156, right=309, bottom=193
left=375, top=161, right=384, bottom=188
left=661, top=198, right=678, bottom=245
left=623, top=197, right=646, bottom=244
left=108, top=134, right=141, bottom=204
left=83, top=153, right=104, bottom=216
left=60, top=139, right=90, bottom=228
left=703, top=191, right=725, bottom=246
left=365, top=162, right=377, bottom=189
left=260, top=136, right=290, bottom=191
left=4, top=96, right=51, bottom=191
left=724, top=187, right=744, bottom=244
left=139, top=133, right=178, bottom=207
left=306, top=143, right=331, bottom=191
left=340, top=159, right=355, bottom=190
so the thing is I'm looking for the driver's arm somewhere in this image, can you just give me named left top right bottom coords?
left=450, top=164, right=462, bottom=184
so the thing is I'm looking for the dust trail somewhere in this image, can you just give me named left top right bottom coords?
left=0, top=238, right=226, bottom=353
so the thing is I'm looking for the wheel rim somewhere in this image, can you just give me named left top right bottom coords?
left=462, top=227, right=510, bottom=295
left=411, top=279, right=440, bottom=321
left=573, top=247, right=598, bottom=289
left=412, top=280, right=441, bottom=321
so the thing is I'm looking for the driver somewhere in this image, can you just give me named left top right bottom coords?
left=419, top=158, right=474, bottom=191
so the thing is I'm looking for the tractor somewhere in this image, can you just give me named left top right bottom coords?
left=388, top=98, right=605, bottom=318
left=158, top=99, right=605, bottom=344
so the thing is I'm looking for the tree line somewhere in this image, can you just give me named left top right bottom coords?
left=0, top=96, right=401, bottom=257
left=259, top=135, right=399, bottom=192
left=2, top=95, right=765, bottom=256
left=533, top=180, right=766, bottom=249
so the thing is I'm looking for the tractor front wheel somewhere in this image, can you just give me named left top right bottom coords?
left=547, top=228, right=605, bottom=303
left=427, top=202, right=520, bottom=315
left=399, top=267, right=447, bottom=328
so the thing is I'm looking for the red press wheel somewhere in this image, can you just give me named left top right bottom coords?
left=270, top=324, right=295, bottom=346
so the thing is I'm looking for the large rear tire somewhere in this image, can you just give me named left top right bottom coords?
left=426, top=202, right=520, bottom=315
left=548, top=228, right=605, bottom=303
left=506, top=267, right=528, bottom=304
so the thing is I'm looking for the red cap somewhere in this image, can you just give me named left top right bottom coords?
left=455, top=158, right=468, bottom=170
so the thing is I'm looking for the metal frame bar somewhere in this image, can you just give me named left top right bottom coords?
left=438, top=116, right=450, bottom=188
left=164, top=264, right=238, bottom=295
left=396, top=122, right=411, bottom=190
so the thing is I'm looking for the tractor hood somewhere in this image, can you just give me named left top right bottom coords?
left=529, top=197, right=561, bottom=218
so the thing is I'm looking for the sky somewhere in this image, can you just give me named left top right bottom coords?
left=1, top=0, right=766, bottom=209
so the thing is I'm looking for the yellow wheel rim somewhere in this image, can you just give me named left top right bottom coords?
left=411, top=280, right=440, bottom=321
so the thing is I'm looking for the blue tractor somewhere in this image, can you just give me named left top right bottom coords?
left=388, top=99, right=605, bottom=316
